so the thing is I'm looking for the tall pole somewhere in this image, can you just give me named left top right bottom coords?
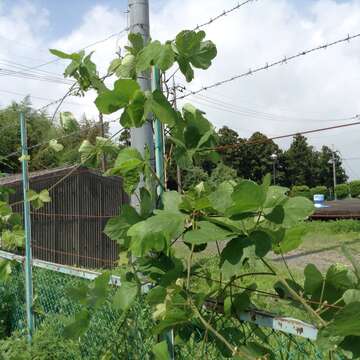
left=20, top=112, right=34, bottom=342
left=99, top=112, right=107, bottom=172
left=332, top=149, right=337, bottom=200
left=128, top=0, right=154, bottom=208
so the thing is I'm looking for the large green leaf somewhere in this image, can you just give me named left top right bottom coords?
left=50, top=49, right=82, bottom=61
left=149, top=90, right=178, bottom=126
left=128, top=211, right=186, bottom=256
left=326, top=264, right=357, bottom=291
left=274, top=226, right=306, bottom=254
left=175, top=30, right=216, bottom=70
left=208, top=181, right=234, bottom=213
left=227, top=180, right=265, bottom=215
left=127, top=33, right=144, bottom=55
left=304, top=264, right=323, bottom=295
left=324, top=302, right=360, bottom=337
left=95, top=79, right=140, bottom=114
left=183, top=221, right=235, bottom=245
left=116, top=54, right=136, bottom=79
left=249, top=230, right=272, bottom=257
left=343, top=289, right=360, bottom=305
left=263, top=186, right=289, bottom=210
left=113, top=148, right=144, bottom=172
left=113, top=281, right=138, bottom=311
left=104, top=205, right=142, bottom=246
left=162, top=191, right=182, bottom=213
left=120, top=90, right=148, bottom=128
left=282, top=196, right=314, bottom=227
left=136, top=41, right=175, bottom=73
left=152, top=341, right=170, bottom=360
left=220, top=237, right=252, bottom=279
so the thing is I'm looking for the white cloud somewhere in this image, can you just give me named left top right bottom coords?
left=1, top=0, right=360, bottom=178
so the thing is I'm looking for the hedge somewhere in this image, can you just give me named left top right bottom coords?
left=290, top=185, right=312, bottom=199
left=335, top=183, right=350, bottom=199
left=349, top=180, right=360, bottom=198
left=310, top=186, right=328, bottom=199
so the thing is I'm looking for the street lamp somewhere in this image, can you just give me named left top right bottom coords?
left=270, top=153, right=278, bottom=185
left=328, top=156, right=337, bottom=200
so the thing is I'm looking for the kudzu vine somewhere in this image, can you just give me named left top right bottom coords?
left=1, top=29, right=359, bottom=359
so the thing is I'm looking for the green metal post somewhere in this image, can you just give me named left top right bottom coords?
left=152, top=65, right=165, bottom=197
left=151, top=66, right=174, bottom=359
left=20, top=111, right=34, bottom=342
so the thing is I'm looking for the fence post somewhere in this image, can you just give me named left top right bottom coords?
left=20, top=111, right=35, bottom=342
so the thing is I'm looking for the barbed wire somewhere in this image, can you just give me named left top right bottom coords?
left=193, top=0, right=257, bottom=31
left=177, top=32, right=360, bottom=100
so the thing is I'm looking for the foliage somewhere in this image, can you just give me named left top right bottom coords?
left=290, top=185, right=311, bottom=199
left=349, top=180, right=360, bottom=198
left=44, top=28, right=360, bottom=358
left=310, top=186, right=328, bottom=199
left=0, top=318, right=82, bottom=360
left=182, top=166, right=208, bottom=191
left=335, top=183, right=350, bottom=199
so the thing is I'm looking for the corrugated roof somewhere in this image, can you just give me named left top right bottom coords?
left=0, top=165, right=108, bottom=186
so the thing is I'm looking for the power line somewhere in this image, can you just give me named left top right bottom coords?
left=5, top=26, right=129, bottom=76
left=0, top=68, right=74, bottom=85
left=188, top=93, right=355, bottom=124
left=177, top=32, right=360, bottom=100
left=209, top=117, right=360, bottom=151
left=0, top=89, right=89, bottom=108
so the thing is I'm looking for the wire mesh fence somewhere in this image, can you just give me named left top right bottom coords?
left=0, top=257, right=345, bottom=360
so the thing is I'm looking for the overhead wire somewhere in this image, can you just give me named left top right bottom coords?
left=188, top=93, right=355, bottom=124
left=207, top=117, right=360, bottom=152
left=177, top=32, right=360, bottom=100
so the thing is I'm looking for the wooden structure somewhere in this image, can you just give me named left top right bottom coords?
left=0, top=166, right=128, bottom=268
left=312, top=199, right=360, bottom=220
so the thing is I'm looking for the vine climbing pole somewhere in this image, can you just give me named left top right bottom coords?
left=20, top=111, right=35, bottom=342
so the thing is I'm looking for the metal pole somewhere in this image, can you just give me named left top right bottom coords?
left=332, top=150, right=337, bottom=200
left=99, top=112, right=107, bottom=172
left=152, top=65, right=164, bottom=197
left=20, top=111, right=34, bottom=342
left=128, top=0, right=155, bottom=208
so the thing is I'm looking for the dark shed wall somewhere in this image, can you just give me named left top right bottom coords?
left=5, top=169, right=126, bottom=268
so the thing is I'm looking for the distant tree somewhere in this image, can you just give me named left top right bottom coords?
left=0, top=98, right=56, bottom=173
left=0, top=98, right=108, bottom=173
left=207, top=162, right=238, bottom=189
left=119, top=128, right=131, bottom=148
left=283, top=134, right=320, bottom=187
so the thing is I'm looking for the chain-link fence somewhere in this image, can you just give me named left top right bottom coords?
left=0, top=256, right=345, bottom=360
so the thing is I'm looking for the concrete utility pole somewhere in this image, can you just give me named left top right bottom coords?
left=128, top=0, right=155, bottom=206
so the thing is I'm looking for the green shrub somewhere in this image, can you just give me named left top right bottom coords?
left=290, top=185, right=312, bottom=199
left=335, top=183, right=350, bottom=199
left=310, top=186, right=328, bottom=199
left=349, top=180, right=360, bottom=198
